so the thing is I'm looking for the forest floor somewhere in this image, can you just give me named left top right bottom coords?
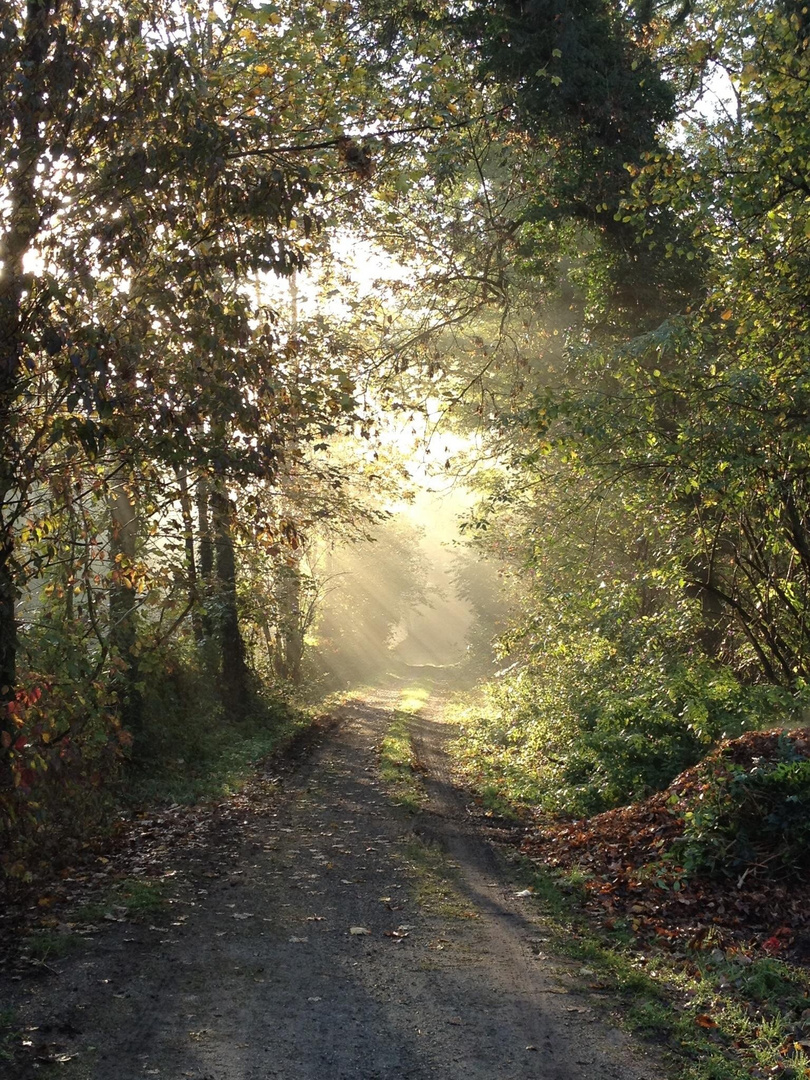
left=0, top=683, right=665, bottom=1080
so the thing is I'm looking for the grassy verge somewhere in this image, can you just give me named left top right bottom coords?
left=378, top=688, right=430, bottom=813
left=126, top=697, right=315, bottom=806
left=515, top=859, right=810, bottom=1080
left=444, top=694, right=542, bottom=818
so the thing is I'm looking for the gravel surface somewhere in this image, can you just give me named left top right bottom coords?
left=2, top=689, right=668, bottom=1079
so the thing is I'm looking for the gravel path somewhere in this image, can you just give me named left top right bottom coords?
left=3, top=689, right=668, bottom=1080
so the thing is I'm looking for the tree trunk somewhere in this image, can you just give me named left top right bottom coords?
left=0, top=1, right=54, bottom=768
left=197, top=474, right=214, bottom=636
left=177, top=467, right=203, bottom=644
left=274, top=559, right=304, bottom=684
left=109, top=471, right=141, bottom=735
left=210, top=484, right=250, bottom=714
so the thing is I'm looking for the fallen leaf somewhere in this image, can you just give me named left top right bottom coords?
left=696, top=1014, right=718, bottom=1029
left=289, top=936, right=309, bottom=943
left=349, top=926, right=371, bottom=936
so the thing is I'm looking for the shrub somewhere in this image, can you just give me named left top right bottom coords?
left=454, top=640, right=795, bottom=818
left=678, top=732, right=810, bottom=879
left=0, top=663, right=125, bottom=885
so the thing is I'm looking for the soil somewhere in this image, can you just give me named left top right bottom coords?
left=1, top=689, right=666, bottom=1080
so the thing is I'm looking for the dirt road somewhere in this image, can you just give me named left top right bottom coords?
left=3, top=689, right=666, bottom=1079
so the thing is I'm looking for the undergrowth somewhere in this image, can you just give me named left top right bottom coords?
left=449, top=655, right=795, bottom=818
left=676, top=739, right=810, bottom=880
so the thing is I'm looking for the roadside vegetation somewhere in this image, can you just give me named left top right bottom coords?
left=447, top=708, right=810, bottom=1080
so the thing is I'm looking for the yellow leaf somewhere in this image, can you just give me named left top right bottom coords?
left=721, top=309, right=733, bottom=320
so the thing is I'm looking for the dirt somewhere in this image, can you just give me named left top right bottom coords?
left=1, top=689, right=667, bottom=1080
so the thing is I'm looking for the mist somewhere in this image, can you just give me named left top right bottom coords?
left=305, top=478, right=508, bottom=692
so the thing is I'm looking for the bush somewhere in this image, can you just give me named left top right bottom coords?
left=0, top=662, right=125, bottom=885
left=454, top=639, right=795, bottom=818
left=678, top=732, right=810, bottom=879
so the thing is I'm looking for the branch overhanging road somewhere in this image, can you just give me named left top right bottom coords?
left=4, top=686, right=666, bottom=1080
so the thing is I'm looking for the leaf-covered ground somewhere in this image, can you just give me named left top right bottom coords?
left=519, top=728, right=810, bottom=966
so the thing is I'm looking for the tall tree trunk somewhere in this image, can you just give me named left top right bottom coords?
left=0, top=1, right=55, bottom=773
left=109, top=470, right=141, bottom=735
left=177, top=467, right=203, bottom=644
left=274, top=559, right=304, bottom=684
left=210, top=484, right=250, bottom=714
left=197, top=473, right=214, bottom=638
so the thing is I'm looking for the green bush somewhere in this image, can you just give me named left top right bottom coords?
left=678, top=735, right=810, bottom=879
left=454, top=639, right=794, bottom=818
left=557, top=657, right=787, bottom=814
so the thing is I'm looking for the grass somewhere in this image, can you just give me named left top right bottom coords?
left=444, top=694, right=544, bottom=816
left=378, top=688, right=430, bottom=813
left=0, top=1009, right=19, bottom=1064
left=23, top=929, right=82, bottom=963
left=127, top=696, right=313, bottom=806
left=73, top=877, right=170, bottom=925
left=400, top=836, right=478, bottom=920
left=379, top=714, right=425, bottom=813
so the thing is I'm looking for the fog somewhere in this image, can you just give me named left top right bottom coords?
left=306, top=474, right=507, bottom=691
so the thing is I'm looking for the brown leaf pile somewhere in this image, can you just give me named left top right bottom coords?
left=520, top=727, right=810, bottom=963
